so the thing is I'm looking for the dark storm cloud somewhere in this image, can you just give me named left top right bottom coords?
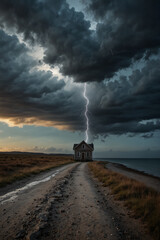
left=89, top=0, right=160, bottom=54
left=141, top=133, right=154, bottom=139
left=0, top=29, right=85, bottom=130
left=0, top=0, right=160, bottom=138
left=87, top=0, right=160, bottom=80
left=88, top=58, right=160, bottom=136
left=0, top=0, right=160, bottom=83
left=0, top=0, right=100, bottom=82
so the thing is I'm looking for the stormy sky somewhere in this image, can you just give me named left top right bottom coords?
left=0, top=0, right=160, bottom=157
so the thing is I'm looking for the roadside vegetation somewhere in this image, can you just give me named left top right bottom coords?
left=0, top=153, right=74, bottom=187
left=88, top=161, right=160, bottom=240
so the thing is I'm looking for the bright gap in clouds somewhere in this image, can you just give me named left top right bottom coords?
left=28, top=45, right=64, bottom=80
left=1, top=27, right=64, bottom=80
left=0, top=0, right=160, bottom=157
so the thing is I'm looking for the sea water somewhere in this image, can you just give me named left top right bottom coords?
left=94, top=158, right=160, bottom=178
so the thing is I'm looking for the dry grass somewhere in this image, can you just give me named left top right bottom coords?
left=88, top=161, right=160, bottom=240
left=0, top=153, right=74, bottom=187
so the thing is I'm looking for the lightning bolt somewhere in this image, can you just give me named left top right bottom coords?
left=83, top=83, right=89, bottom=142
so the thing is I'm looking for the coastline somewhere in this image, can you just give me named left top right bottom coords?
left=94, top=158, right=160, bottom=178
left=109, top=162, right=160, bottom=180
left=106, top=161, right=160, bottom=192
left=88, top=161, right=160, bottom=240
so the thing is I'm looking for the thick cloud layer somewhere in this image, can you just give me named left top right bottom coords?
left=0, top=0, right=160, bottom=139
left=0, top=29, right=85, bottom=130
left=89, top=0, right=160, bottom=57
left=0, top=0, right=159, bottom=83
left=88, top=58, right=160, bottom=136
left=0, top=0, right=99, bottom=82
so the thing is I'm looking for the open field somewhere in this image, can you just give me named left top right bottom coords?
left=88, top=161, right=160, bottom=240
left=0, top=153, right=74, bottom=187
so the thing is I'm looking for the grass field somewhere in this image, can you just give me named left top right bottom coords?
left=0, top=153, right=74, bottom=187
left=88, top=161, right=160, bottom=240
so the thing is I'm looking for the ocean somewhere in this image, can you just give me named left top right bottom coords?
left=94, top=158, right=160, bottom=178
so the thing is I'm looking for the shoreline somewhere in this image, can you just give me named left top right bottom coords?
left=88, top=161, right=160, bottom=240
left=110, top=162, right=160, bottom=180
left=106, top=161, right=160, bottom=192
left=94, top=158, right=160, bottom=178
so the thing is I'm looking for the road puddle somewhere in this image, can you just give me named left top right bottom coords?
left=0, top=169, right=60, bottom=205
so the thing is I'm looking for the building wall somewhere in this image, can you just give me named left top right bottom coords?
left=74, top=150, right=92, bottom=161
left=77, top=143, right=90, bottom=151
left=74, top=142, right=93, bottom=161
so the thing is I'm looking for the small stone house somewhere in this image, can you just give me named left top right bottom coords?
left=73, top=140, right=94, bottom=161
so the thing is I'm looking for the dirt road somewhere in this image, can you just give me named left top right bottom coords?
left=0, top=162, right=151, bottom=240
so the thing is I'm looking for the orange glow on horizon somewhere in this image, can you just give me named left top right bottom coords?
left=0, top=117, right=72, bottom=131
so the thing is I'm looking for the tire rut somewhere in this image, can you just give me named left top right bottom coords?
left=40, top=163, right=121, bottom=240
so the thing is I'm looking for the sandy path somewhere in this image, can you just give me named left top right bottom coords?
left=41, top=163, right=118, bottom=240
left=107, top=162, right=160, bottom=192
left=40, top=163, right=151, bottom=240
left=0, top=162, right=79, bottom=240
left=0, top=162, right=152, bottom=240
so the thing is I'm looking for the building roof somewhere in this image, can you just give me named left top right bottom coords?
left=73, top=140, right=94, bottom=151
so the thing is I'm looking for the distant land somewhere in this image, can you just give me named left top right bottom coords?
left=0, top=151, right=73, bottom=156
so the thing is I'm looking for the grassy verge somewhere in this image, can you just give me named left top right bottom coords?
left=0, top=153, right=74, bottom=187
left=88, top=161, right=160, bottom=240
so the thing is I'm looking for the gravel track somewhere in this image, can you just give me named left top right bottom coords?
left=0, top=162, right=152, bottom=240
